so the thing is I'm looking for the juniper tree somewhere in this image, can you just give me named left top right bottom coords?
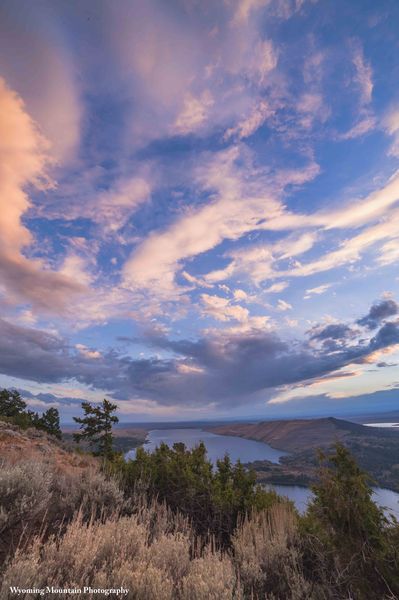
left=0, top=389, right=27, bottom=417
left=38, top=407, right=62, bottom=439
left=303, top=443, right=399, bottom=598
left=0, top=389, right=35, bottom=429
left=73, top=399, right=118, bottom=458
left=117, top=441, right=281, bottom=544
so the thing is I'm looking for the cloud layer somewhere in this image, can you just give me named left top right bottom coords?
left=1, top=299, right=398, bottom=415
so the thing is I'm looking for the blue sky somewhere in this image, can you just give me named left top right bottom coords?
left=1, top=0, right=399, bottom=422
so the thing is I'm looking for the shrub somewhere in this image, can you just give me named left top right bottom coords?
left=0, top=457, right=129, bottom=570
left=301, top=443, right=399, bottom=599
left=1, top=509, right=209, bottom=600
left=0, top=461, right=52, bottom=531
left=0, top=461, right=53, bottom=561
left=180, top=549, right=238, bottom=600
left=54, top=468, right=126, bottom=521
left=232, top=503, right=313, bottom=599
left=115, top=442, right=281, bottom=545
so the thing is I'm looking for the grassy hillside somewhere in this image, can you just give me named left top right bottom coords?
left=209, top=417, right=399, bottom=491
left=0, top=420, right=98, bottom=473
left=209, top=417, right=374, bottom=450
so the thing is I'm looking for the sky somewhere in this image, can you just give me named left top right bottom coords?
left=1, top=0, right=399, bottom=423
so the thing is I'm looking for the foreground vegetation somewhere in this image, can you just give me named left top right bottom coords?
left=1, top=434, right=399, bottom=598
left=1, top=390, right=398, bottom=598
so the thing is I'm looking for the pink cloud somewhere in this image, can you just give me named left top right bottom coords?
left=0, top=78, right=85, bottom=313
left=0, top=4, right=82, bottom=162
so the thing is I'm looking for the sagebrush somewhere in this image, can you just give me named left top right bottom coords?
left=1, top=444, right=398, bottom=599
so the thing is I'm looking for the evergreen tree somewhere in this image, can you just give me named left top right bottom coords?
left=0, top=388, right=61, bottom=437
left=303, top=443, right=398, bottom=598
left=308, top=443, right=386, bottom=551
left=0, top=389, right=27, bottom=417
left=38, top=407, right=62, bottom=439
left=73, top=399, right=118, bottom=458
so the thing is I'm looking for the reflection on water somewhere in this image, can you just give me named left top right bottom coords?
left=126, top=427, right=288, bottom=464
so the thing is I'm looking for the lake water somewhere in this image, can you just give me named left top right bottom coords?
left=364, top=422, right=399, bottom=428
left=269, top=485, right=399, bottom=520
left=125, top=427, right=288, bottom=464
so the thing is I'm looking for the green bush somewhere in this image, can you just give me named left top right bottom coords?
left=301, top=443, right=399, bottom=599
left=0, top=389, right=27, bottom=417
left=112, top=441, right=282, bottom=545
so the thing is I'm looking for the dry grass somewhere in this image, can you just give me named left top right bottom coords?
left=232, top=504, right=314, bottom=599
left=0, top=420, right=97, bottom=474
left=0, top=461, right=317, bottom=600
left=181, top=549, right=238, bottom=600
left=0, top=505, right=239, bottom=600
left=0, top=455, right=321, bottom=600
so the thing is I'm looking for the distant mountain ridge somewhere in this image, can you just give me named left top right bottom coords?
left=209, top=417, right=376, bottom=452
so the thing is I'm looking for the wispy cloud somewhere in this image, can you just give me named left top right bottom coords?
left=351, top=40, right=373, bottom=106
left=304, top=283, right=332, bottom=299
left=0, top=5, right=82, bottom=162
left=383, top=106, right=399, bottom=157
left=277, top=299, right=293, bottom=311
left=122, top=146, right=288, bottom=296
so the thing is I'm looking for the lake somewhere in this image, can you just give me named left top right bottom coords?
left=126, top=427, right=288, bottom=464
left=269, top=485, right=399, bottom=520
left=364, top=422, right=399, bottom=428
left=125, top=428, right=399, bottom=520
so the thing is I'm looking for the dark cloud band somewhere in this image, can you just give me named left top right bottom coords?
left=1, top=298, right=399, bottom=411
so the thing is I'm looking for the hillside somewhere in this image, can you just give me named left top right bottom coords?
left=210, top=417, right=364, bottom=451
left=0, top=420, right=98, bottom=474
left=209, top=417, right=399, bottom=491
